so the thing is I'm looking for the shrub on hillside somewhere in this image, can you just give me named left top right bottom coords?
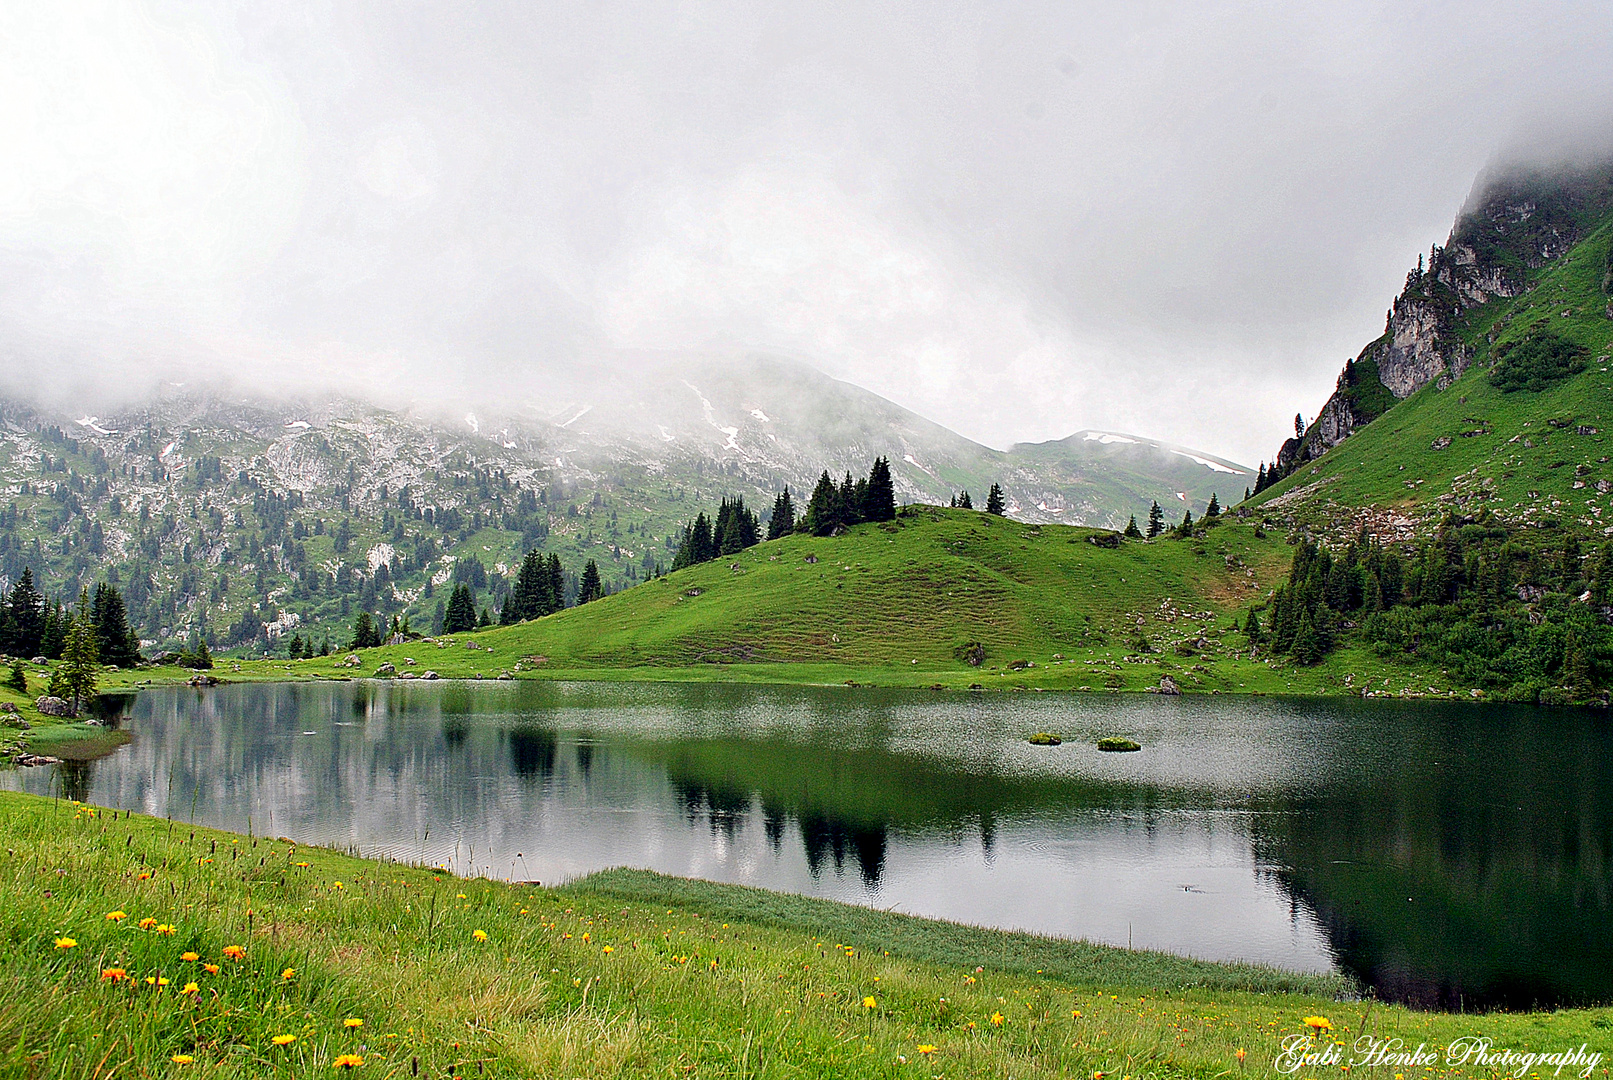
left=1490, top=331, right=1588, bottom=393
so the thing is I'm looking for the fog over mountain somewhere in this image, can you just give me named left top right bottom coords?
left=3, top=2, right=1612, bottom=464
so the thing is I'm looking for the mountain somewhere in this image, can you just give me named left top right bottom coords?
left=0, top=358, right=1246, bottom=654
left=1250, top=157, right=1613, bottom=533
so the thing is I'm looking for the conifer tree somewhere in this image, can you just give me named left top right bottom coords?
left=1123, top=515, right=1142, bottom=539
left=442, top=584, right=478, bottom=634
left=2, top=567, right=45, bottom=657
left=56, top=590, right=99, bottom=716
left=957, top=490, right=972, bottom=510
left=1176, top=508, right=1193, bottom=536
left=1146, top=501, right=1164, bottom=539
left=767, top=488, right=796, bottom=539
left=1205, top=493, right=1220, bottom=518
left=91, top=582, right=140, bottom=668
left=984, top=483, right=1006, bottom=515
left=802, top=471, right=839, bottom=536
left=349, top=610, right=376, bottom=650
left=38, top=604, right=66, bottom=660
left=863, top=457, right=897, bottom=522
left=6, top=659, right=26, bottom=693
left=478, top=606, right=492, bottom=628
left=577, top=559, right=603, bottom=604
left=547, top=554, right=565, bottom=611
left=1244, top=607, right=1263, bottom=646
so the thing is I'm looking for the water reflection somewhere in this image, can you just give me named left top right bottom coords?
left=4, top=680, right=1609, bottom=1009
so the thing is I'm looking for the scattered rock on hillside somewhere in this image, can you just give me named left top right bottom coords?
left=957, top=642, right=986, bottom=667
left=422, top=671, right=439, bottom=680
left=1431, top=436, right=1453, bottom=450
left=34, top=696, right=72, bottom=717
left=13, top=753, right=58, bottom=767
left=186, top=674, right=218, bottom=687
left=1157, top=675, right=1181, bottom=696
left=374, top=662, right=396, bottom=677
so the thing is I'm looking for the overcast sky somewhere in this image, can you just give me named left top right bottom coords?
left=3, top=1, right=1612, bottom=464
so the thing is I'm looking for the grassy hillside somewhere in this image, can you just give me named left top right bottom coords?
left=1251, top=213, right=1613, bottom=533
left=3, top=791, right=1608, bottom=1077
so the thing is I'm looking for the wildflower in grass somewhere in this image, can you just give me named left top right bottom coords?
left=203, top=963, right=220, bottom=975
left=333, top=1053, right=364, bottom=1069
left=473, top=929, right=488, bottom=942
left=344, top=1018, right=363, bottom=1029
left=332, top=881, right=344, bottom=891
left=272, top=1035, right=296, bottom=1046
left=863, top=996, right=877, bottom=1009
left=181, top=952, right=199, bottom=962
left=601, top=946, right=614, bottom=954
left=105, top=910, right=127, bottom=922
left=54, top=937, right=76, bottom=949
left=281, top=968, right=296, bottom=981
left=991, top=1011, right=1005, bottom=1026
left=222, top=945, right=245, bottom=960
left=137, top=871, right=151, bottom=880
left=171, top=1054, right=194, bottom=1064
left=1236, top=1048, right=1248, bottom=1066
left=1072, top=1010, right=1082, bottom=1018
left=181, top=982, right=200, bottom=995
left=294, top=862, right=310, bottom=868
left=917, top=1045, right=937, bottom=1055
left=146, top=976, right=170, bottom=987
left=138, top=918, right=158, bottom=930
left=156, top=924, right=176, bottom=936
left=456, top=893, right=467, bottom=899
left=1303, top=1016, right=1332, bottom=1032
left=101, top=968, right=127, bottom=981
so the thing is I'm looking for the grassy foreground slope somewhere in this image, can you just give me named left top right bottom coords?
left=4, top=791, right=1608, bottom=1078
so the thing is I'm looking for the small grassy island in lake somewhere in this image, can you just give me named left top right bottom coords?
left=1097, top=737, right=1142, bottom=752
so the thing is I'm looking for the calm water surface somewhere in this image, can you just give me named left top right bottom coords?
left=5, top=681, right=1609, bottom=1010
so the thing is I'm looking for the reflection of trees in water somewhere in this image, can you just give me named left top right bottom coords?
left=56, top=760, right=93, bottom=803
left=507, top=727, right=557, bottom=779
left=800, top=814, right=886, bottom=886
left=1251, top=706, right=1613, bottom=1010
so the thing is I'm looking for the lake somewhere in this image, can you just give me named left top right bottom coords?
left=4, top=680, right=1609, bottom=1010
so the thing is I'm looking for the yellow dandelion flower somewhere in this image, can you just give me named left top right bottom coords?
left=181, top=952, right=200, bottom=962
left=137, top=871, right=152, bottom=880
left=101, top=967, right=128, bottom=981
left=473, top=929, right=488, bottom=942
left=602, top=946, right=614, bottom=954
left=203, top=963, right=220, bottom=975
left=1072, top=1010, right=1083, bottom=1018
left=344, top=1018, right=363, bottom=1029
left=332, top=881, right=344, bottom=890
left=1303, top=1016, right=1332, bottom=1032
left=54, top=937, right=76, bottom=949
left=456, top=893, right=467, bottom=899
left=281, top=968, right=296, bottom=981
left=171, top=1054, right=195, bottom=1064
left=222, top=945, right=246, bottom=960
left=272, top=1034, right=297, bottom=1046
left=181, top=982, right=200, bottom=995
left=333, top=1053, right=365, bottom=1069
left=917, top=1044, right=937, bottom=1055
left=294, top=861, right=310, bottom=868
left=155, top=924, right=176, bottom=936
left=863, top=996, right=877, bottom=1008
left=138, top=918, right=158, bottom=931
left=105, top=910, right=127, bottom=922
left=991, top=1011, right=1005, bottom=1026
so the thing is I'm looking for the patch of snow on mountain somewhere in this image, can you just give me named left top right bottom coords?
left=76, top=416, right=115, bottom=435
left=285, top=420, right=310, bottom=429
left=750, top=409, right=770, bottom=422
left=1084, top=432, right=1136, bottom=445
left=559, top=405, right=592, bottom=428
left=465, top=412, right=479, bottom=433
left=160, top=441, right=177, bottom=459
left=1166, top=450, right=1242, bottom=474
left=656, top=425, right=676, bottom=442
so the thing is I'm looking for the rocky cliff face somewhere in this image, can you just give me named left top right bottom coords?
left=1261, top=158, right=1613, bottom=482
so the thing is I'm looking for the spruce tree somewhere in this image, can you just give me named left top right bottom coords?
left=767, top=488, right=796, bottom=539
left=2, top=567, right=45, bottom=657
left=1177, top=508, right=1193, bottom=535
left=863, top=457, right=897, bottom=522
left=546, top=554, right=565, bottom=612
left=349, top=610, right=376, bottom=650
left=1244, top=607, right=1263, bottom=646
left=91, top=582, right=140, bottom=668
left=442, top=584, right=477, bottom=634
left=984, top=483, right=1006, bottom=515
left=1254, top=464, right=1267, bottom=493
left=1123, top=515, right=1142, bottom=539
left=57, top=591, right=100, bottom=716
left=1205, top=493, right=1220, bottom=518
left=38, top=604, right=66, bottom=660
left=1146, top=501, right=1164, bottom=539
left=957, top=490, right=972, bottom=510
left=578, top=559, right=603, bottom=604
left=802, top=471, right=839, bottom=536
left=5, top=659, right=26, bottom=693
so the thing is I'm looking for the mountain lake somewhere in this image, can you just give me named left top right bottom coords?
left=5, top=680, right=1608, bottom=1010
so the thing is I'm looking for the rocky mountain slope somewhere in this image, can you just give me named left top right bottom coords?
left=0, top=358, right=1247, bottom=654
left=1251, top=157, right=1613, bottom=536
